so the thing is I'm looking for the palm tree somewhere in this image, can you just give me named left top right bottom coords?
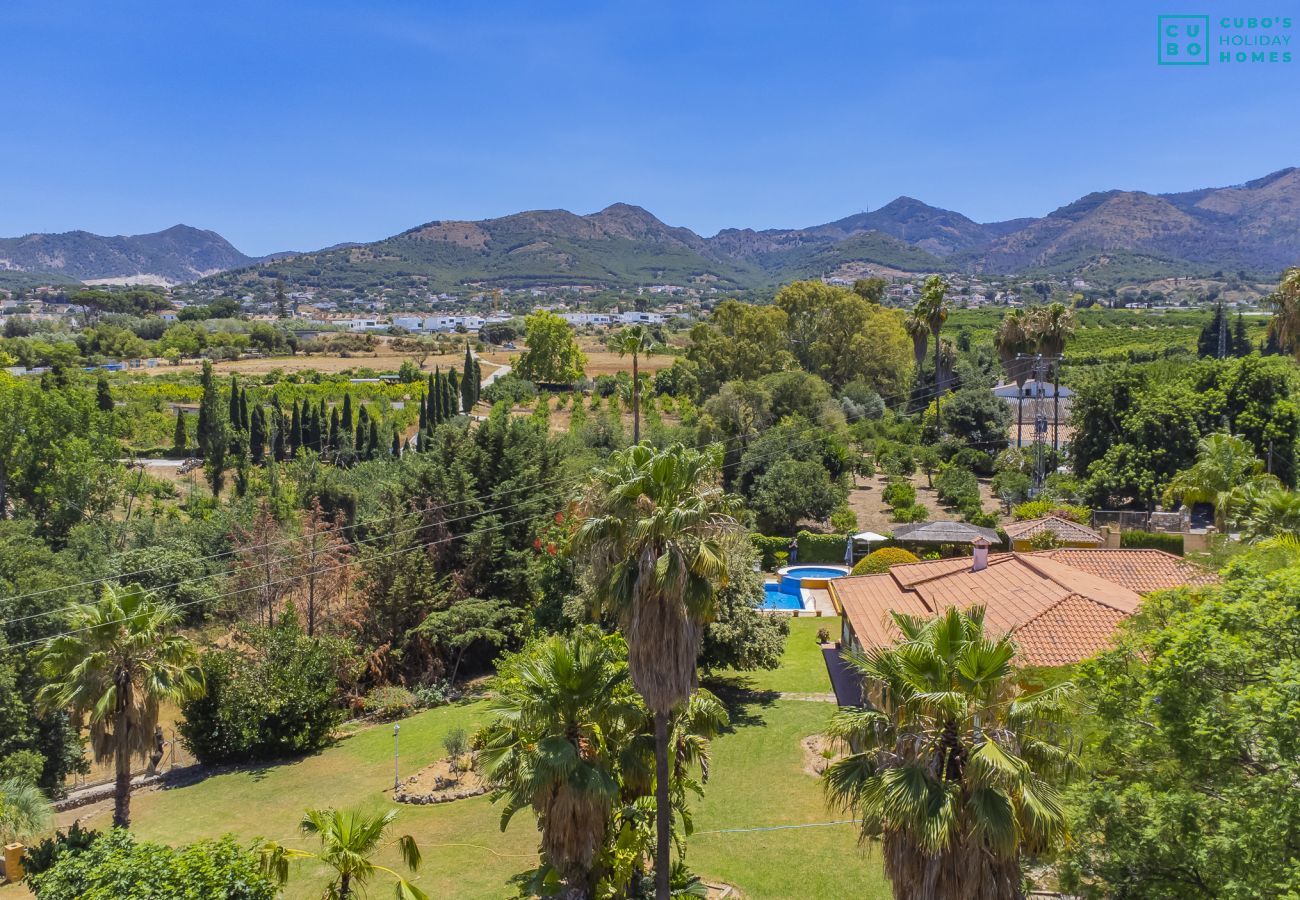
left=0, top=777, right=53, bottom=845
left=1028, top=303, right=1075, bottom=452
left=1163, top=432, right=1278, bottom=533
left=477, top=628, right=638, bottom=898
left=994, top=310, right=1033, bottom=448
left=610, top=325, right=658, bottom=444
left=915, top=277, right=949, bottom=430
left=824, top=607, right=1076, bottom=900
left=1264, top=267, right=1300, bottom=356
left=37, top=583, right=203, bottom=828
left=261, top=808, right=426, bottom=900
left=1244, top=486, right=1300, bottom=540
left=571, top=443, right=740, bottom=900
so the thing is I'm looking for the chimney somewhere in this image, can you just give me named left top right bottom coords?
left=971, top=537, right=990, bottom=572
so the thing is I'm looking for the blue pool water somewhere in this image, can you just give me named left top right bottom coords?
left=762, top=583, right=804, bottom=610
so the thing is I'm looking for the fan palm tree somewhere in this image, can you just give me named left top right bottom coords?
left=824, top=607, right=1076, bottom=900
left=37, top=583, right=203, bottom=828
left=993, top=310, right=1033, bottom=448
left=904, top=312, right=930, bottom=374
left=570, top=443, right=741, bottom=900
left=1244, top=486, right=1300, bottom=540
left=1028, top=303, right=1075, bottom=452
left=915, top=277, right=949, bottom=430
left=1163, top=432, right=1278, bottom=533
left=476, top=627, right=639, bottom=898
left=261, top=808, right=426, bottom=900
left=610, top=325, right=658, bottom=444
left=0, top=777, right=53, bottom=845
left=1264, top=267, right=1300, bottom=356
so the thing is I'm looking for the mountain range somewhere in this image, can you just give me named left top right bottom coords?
left=5, top=168, right=1299, bottom=290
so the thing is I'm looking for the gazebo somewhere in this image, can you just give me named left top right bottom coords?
left=891, top=521, right=1002, bottom=547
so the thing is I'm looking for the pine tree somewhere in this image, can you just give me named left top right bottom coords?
left=250, top=404, right=267, bottom=465
left=96, top=373, right=114, bottom=412
left=342, top=393, right=353, bottom=432
left=173, top=409, right=188, bottom=454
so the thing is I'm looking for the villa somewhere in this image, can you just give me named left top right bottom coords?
left=828, top=546, right=1217, bottom=682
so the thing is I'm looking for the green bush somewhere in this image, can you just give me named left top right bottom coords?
left=28, top=829, right=276, bottom=900
left=179, top=609, right=345, bottom=765
left=881, top=480, right=917, bottom=509
left=364, top=685, right=418, bottom=721
left=1012, top=499, right=1092, bottom=523
left=1120, top=529, right=1184, bottom=556
left=935, top=465, right=980, bottom=508
left=795, top=530, right=849, bottom=564
left=851, top=547, right=920, bottom=575
left=891, top=503, right=930, bottom=523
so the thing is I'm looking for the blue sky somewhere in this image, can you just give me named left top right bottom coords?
left=1, top=0, right=1297, bottom=255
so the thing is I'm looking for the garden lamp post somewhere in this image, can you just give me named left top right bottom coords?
left=393, top=723, right=401, bottom=791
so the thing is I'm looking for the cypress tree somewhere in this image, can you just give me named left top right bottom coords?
left=472, top=357, right=482, bottom=405
left=228, top=375, right=241, bottom=425
left=197, top=360, right=216, bottom=455
left=369, top=420, right=380, bottom=460
left=425, top=374, right=436, bottom=427
left=328, top=407, right=340, bottom=455
left=240, top=388, right=251, bottom=433
left=391, top=426, right=401, bottom=457
left=462, top=345, right=475, bottom=411
left=342, top=393, right=353, bottom=432
left=418, top=390, right=428, bottom=432
left=250, top=404, right=266, bottom=465
left=355, top=406, right=370, bottom=458
left=271, top=407, right=286, bottom=461
left=96, top=373, right=114, bottom=412
left=290, top=401, right=302, bottom=456
left=173, top=409, right=187, bottom=453
left=448, top=369, right=460, bottom=413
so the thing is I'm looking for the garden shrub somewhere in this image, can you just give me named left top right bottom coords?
left=1012, top=499, right=1092, bottom=523
left=28, top=829, right=276, bottom=900
left=1120, top=529, right=1184, bottom=556
left=881, top=480, right=917, bottom=509
left=179, top=609, right=345, bottom=765
left=891, top=503, right=929, bottom=523
left=794, top=530, right=849, bottom=563
left=949, top=447, right=995, bottom=476
left=481, top=373, right=536, bottom=406
left=935, top=465, right=980, bottom=508
left=364, top=685, right=419, bottom=721
left=851, top=547, right=920, bottom=575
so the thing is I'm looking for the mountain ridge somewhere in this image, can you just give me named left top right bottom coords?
left=4, top=168, right=1298, bottom=288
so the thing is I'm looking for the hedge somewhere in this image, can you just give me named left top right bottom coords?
left=795, top=531, right=850, bottom=564
left=1119, top=530, right=1184, bottom=556
left=751, top=532, right=850, bottom=567
left=751, top=534, right=790, bottom=570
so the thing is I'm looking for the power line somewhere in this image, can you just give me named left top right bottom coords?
left=1, top=376, right=969, bottom=635
left=0, top=376, right=959, bottom=621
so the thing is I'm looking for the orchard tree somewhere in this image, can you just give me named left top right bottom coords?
left=516, top=311, right=586, bottom=384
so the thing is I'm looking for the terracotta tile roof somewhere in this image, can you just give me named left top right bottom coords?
left=1003, top=516, right=1103, bottom=545
left=1030, top=548, right=1218, bottom=593
left=831, top=549, right=1218, bottom=667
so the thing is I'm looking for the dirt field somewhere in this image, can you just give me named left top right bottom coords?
left=476, top=349, right=673, bottom=378
left=144, top=349, right=499, bottom=379
left=844, top=472, right=1002, bottom=535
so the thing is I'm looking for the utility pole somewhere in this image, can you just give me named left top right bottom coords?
left=1031, top=354, right=1048, bottom=495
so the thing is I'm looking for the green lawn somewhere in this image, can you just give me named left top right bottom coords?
left=13, top=615, right=889, bottom=898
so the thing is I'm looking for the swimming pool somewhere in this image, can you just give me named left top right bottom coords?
left=762, top=583, right=804, bottom=610
left=776, top=565, right=852, bottom=595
